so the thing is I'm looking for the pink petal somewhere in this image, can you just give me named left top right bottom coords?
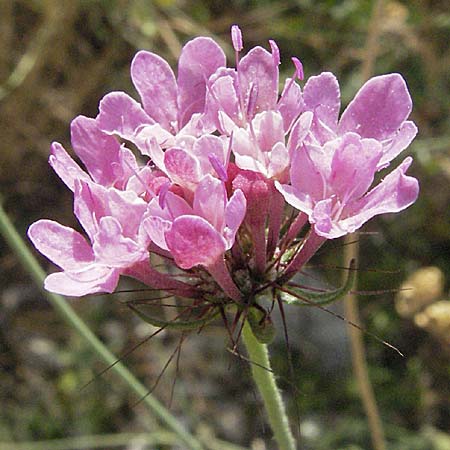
left=96, top=91, right=154, bottom=142
left=126, top=166, right=164, bottom=198
left=338, top=73, right=413, bottom=140
left=131, top=50, right=177, bottom=131
left=343, top=157, right=419, bottom=229
left=311, top=198, right=334, bottom=236
left=268, top=142, right=290, bottom=179
left=275, top=182, right=314, bottom=216
left=49, top=142, right=91, bottom=192
left=142, top=216, right=172, bottom=251
left=278, top=77, right=303, bottom=132
left=287, top=111, right=313, bottom=154
left=177, top=37, right=226, bottom=127
left=73, top=180, right=104, bottom=241
left=165, top=215, right=227, bottom=269
left=136, top=131, right=166, bottom=172
left=74, top=181, right=146, bottom=241
left=28, top=220, right=94, bottom=270
left=103, top=188, right=147, bottom=237
left=329, top=133, right=382, bottom=202
left=289, top=143, right=327, bottom=203
left=163, top=191, right=193, bottom=217
left=93, top=217, right=147, bottom=267
left=303, top=72, right=340, bottom=133
left=193, top=174, right=226, bottom=231
left=238, top=46, right=279, bottom=114
left=232, top=127, right=257, bottom=158
left=113, top=146, right=138, bottom=187
left=135, top=123, right=175, bottom=154
left=224, top=189, right=246, bottom=248
left=44, top=266, right=119, bottom=296
left=191, top=135, right=227, bottom=176
left=164, top=147, right=201, bottom=189
left=70, top=116, right=122, bottom=186
left=378, top=120, right=418, bottom=169
left=206, top=73, right=241, bottom=133
left=253, top=111, right=284, bottom=152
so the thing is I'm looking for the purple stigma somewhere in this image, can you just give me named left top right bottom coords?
left=291, top=57, right=304, bottom=80
left=231, top=25, right=243, bottom=52
left=158, top=181, right=171, bottom=209
left=208, top=153, right=228, bottom=182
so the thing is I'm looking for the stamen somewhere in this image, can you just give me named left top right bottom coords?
left=231, top=25, right=243, bottom=52
left=269, top=40, right=280, bottom=66
left=277, top=57, right=304, bottom=109
left=158, top=181, right=171, bottom=209
left=208, top=153, right=228, bottom=182
left=247, top=82, right=259, bottom=119
left=291, top=57, right=304, bottom=80
left=123, top=156, right=155, bottom=199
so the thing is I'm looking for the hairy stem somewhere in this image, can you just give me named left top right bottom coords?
left=242, top=321, right=297, bottom=450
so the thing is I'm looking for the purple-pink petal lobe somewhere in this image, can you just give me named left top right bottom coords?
left=177, top=37, right=226, bottom=128
left=49, top=142, right=91, bottom=192
left=28, top=220, right=94, bottom=270
left=165, top=215, right=227, bottom=270
left=96, top=91, right=154, bottom=141
left=44, top=267, right=120, bottom=296
left=338, top=73, right=413, bottom=141
left=131, top=50, right=178, bottom=131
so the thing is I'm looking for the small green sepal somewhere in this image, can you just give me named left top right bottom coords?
left=247, top=306, right=276, bottom=344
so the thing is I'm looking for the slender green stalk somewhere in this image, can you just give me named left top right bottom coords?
left=0, top=431, right=248, bottom=450
left=241, top=321, right=296, bottom=450
left=0, top=432, right=176, bottom=450
left=0, top=201, right=203, bottom=450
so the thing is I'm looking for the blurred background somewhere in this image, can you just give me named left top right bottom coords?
left=0, top=0, right=449, bottom=449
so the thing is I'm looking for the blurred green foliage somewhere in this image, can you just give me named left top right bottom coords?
left=0, top=0, right=449, bottom=449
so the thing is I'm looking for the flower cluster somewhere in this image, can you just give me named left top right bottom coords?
left=29, top=26, right=419, bottom=324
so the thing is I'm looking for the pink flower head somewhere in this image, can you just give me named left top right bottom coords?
left=276, top=132, right=419, bottom=239
left=28, top=25, right=419, bottom=308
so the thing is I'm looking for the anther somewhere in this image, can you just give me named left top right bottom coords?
left=231, top=25, right=243, bottom=52
left=208, top=153, right=228, bottom=182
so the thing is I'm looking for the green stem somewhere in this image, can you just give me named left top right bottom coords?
left=0, top=431, right=248, bottom=450
left=0, top=201, right=203, bottom=450
left=241, top=321, right=297, bottom=450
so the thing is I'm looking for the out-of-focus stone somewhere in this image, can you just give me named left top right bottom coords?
left=414, top=301, right=450, bottom=347
left=395, top=266, right=445, bottom=318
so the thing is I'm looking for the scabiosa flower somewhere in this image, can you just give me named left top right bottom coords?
left=28, top=25, right=419, bottom=338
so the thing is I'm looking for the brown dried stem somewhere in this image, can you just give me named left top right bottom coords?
left=343, top=2, right=387, bottom=450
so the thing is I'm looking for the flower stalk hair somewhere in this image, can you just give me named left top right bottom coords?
left=28, top=25, right=419, bottom=449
